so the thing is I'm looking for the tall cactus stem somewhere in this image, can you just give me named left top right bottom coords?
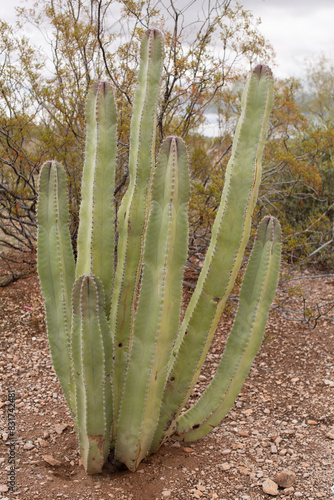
left=76, top=82, right=117, bottom=316
left=115, top=137, right=189, bottom=471
left=173, top=216, right=281, bottom=441
left=37, top=161, right=75, bottom=411
left=110, top=29, right=163, bottom=421
left=70, top=274, right=113, bottom=474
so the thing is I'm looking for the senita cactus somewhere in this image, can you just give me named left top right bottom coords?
left=37, top=29, right=281, bottom=474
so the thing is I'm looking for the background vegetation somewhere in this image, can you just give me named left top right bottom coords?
left=0, top=0, right=333, bottom=286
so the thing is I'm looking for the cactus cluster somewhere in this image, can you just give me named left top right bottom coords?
left=37, top=29, right=281, bottom=474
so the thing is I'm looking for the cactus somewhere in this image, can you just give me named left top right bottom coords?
left=37, top=29, right=281, bottom=475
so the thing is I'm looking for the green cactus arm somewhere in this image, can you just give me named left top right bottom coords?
left=173, top=216, right=281, bottom=441
left=115, top=137, right=189, bottom=471
left=151, top=65, right=274, bottom=452
left=75, top=82, right=117, bottom=315
left=110, top=29, right=163, bottom=417
left=37, top=161, right=75, bottom=409
left=70, top=275, right=113, bottom=474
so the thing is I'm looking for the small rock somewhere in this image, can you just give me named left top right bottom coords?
left=183, top=447, right=194, bottom=453
left=271, top=445, right=278, bottom=453
left=54, top=423, right=68, bottom=435
left=37, top=438, right=49, bottom=448
left=0, top=485, right=9, bottom=493
left=219, top=462, right=231, bottom=471
left=284, top=487, right=295, bottom=496
left=239, top=467, right=250, bottom=475
left=270, top=433, right=279, bottom=441
left=307, top=420, right=318, bottom=425
left=42, top=455, right=62, bottom=467
left=262, top=479, right=279, bottom=496
left=23, top=442, right=35, bottom=450
left=275, top=469, right=296, bottom=488
left=324, top=379, right=334, bottom=387
left=294, top=493, right=302, bottom=498
left=1, top=432, right=8, bottom=442
left=239, top=430, right=250, bottom=437
left=242, top=409, right=253, bottom=416
left=326, top=432, right=334, bottom=440
left=161, top=490, right=171, bottom=498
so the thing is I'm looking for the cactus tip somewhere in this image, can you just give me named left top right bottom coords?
left=253, top=64, right=272, bottom=79
left=146, top=28, right=161, bottom=39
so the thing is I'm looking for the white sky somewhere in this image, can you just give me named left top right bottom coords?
left=245, top=0, right=334, bottom=79
left=1, top=0, right=334, bottom=80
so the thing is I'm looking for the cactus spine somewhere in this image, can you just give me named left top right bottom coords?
left=37, top=29, right=281, bottom=474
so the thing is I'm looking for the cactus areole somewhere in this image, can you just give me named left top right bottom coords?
left=37, top=29, right=281, bottom=474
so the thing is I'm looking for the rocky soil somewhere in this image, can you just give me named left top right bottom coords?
left=0, top=270, right=333, bottom=499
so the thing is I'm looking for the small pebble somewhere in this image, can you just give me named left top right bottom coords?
left=54, top=423, right=68, bottom=435
left=37, top=438, right=49, bottom=448
left=23, top=442, right=35, bottom=450
left=262, top=479, right=278, bottom=496
left=307, top=420, right=318, bottom=425
left=219, top=462, right=231, bottom=471
left=42, top=455, right=62, bottom=467
left=275, top=469, right=296, bottom=488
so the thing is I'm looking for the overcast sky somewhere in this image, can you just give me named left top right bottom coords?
left=245, top=0, right=334, bottom=79
left=1, top=0, right=334, bottom=80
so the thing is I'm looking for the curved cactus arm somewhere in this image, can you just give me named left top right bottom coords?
left=37, top=161, right=75, bottom=410
left=70, top=275, right=113, bottom=474
left=115, top=137, right=189, bottom=471
left=173, top=216, right=281, bottom=441
left=110, top=29, right=163, bottom=418
left=75, top=82, right=117, bottom=316
left=151, top=65, right=274, bottom=452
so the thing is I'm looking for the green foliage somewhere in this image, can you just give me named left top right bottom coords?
left=37, top=30, right=281, bottom=474
left=259, top=73, right=334, bottom=267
